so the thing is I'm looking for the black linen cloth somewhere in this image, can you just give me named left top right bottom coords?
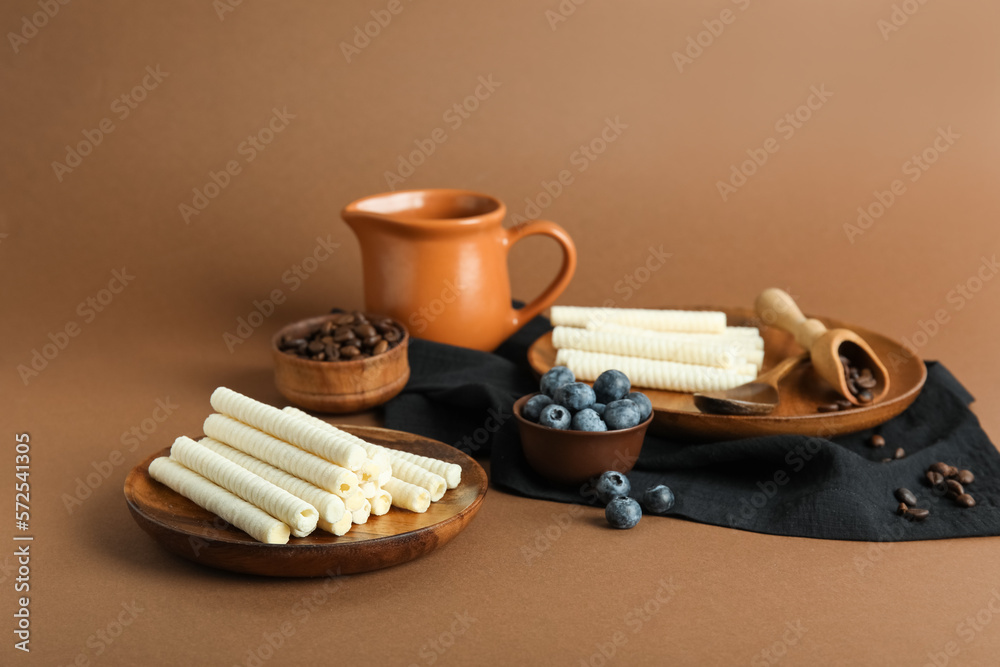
left=384, top=316, right=1000, bottom=541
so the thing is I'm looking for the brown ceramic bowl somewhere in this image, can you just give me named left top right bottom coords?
left=513, top=393, right=652, bottom=486
left=271, top=314, right=409, bottom=414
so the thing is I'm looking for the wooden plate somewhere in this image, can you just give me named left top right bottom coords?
left=124, top=426, right=487, bottom=577
left=527, top=307, right=927, bottom=441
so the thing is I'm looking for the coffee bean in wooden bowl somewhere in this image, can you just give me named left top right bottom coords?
left=271, top=310, right=409, bottom=413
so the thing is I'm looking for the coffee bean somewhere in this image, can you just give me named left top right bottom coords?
left=817, top=403, right=840, bottom=413
left=955, top=493, right=976, bottom=508
left=857, top=389, right=874, bottom=404
left=321, top=320, right=335, bottom=334
left=373, top=339, right=389, bottom=355
left=957, top=470, right=974, bottom=485
left=945, top=479, right=964, bottom=498
left=362, top=335, right=381, bottom=349
left=893, top=447, right=905, bottom=460
left=896, top=502, right=909, bottom=516
left=836, top=399, right=854, bottom=410
left=894, top=488, right=917, bottom=506
left=333, top=327, right=356, bottom=343
left=313, top=352, right=326, bottom=361
left=946, top=466, right=959, bottom=479
left=332, top=313, right=355, bottom=326
left=281, top=311, right=404, bottom=362
left=906, top=508, right=930, bottom=521
left=925, top=470, right=944, bottom=486
left=353, top=311, right=368, bottom=324
left=929, top=462, right=950, bottom=476
left=881, top=458, right=892, bottom=463
left=355, top=324, right=377, bottom=338
left=340, top=345, right=360, bottom=359
left=307, top=340, right=324, bottom=354
left=869, top=435, right=885, bottom=448
left=383, top=329, right=400, bottom=343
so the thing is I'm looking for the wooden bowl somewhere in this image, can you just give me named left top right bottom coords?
left=513, top=393, right=653, bottom=486
left=271, top=314, right=409, bottom=414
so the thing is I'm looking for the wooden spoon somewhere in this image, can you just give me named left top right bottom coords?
left=754, top=288, right=890, bottom=405
left=694, top=353, right=808, bottom=415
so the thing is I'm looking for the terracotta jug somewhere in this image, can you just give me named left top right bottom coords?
left=342, top=189, right=577, bottom=351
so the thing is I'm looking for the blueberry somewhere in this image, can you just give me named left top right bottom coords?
left=594, top=369, right=630, bottom=404
left=604, top=399, right=641, bottom=430
left=554, top=382, right=596, bottom=412
left=522, top=394, right=554, bottom=422
left=605, top=497, right=642, bottom=529
left=627, top=392, right=653, bottom=422
left=642, top=485, right=675, bottom=515
left=571, top=408, right=607, bottom=432
left=540, top=366, right=575, bottom=398
left=538, top=403, right=571, bottom=430
left=594, top=470, right=631, bottom=505
left=592, top=403, right=606, bottom=417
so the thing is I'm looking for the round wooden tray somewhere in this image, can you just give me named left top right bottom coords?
left=527, top=307, right=927, bottom=441
left=124, top=426, right=487, bottom=577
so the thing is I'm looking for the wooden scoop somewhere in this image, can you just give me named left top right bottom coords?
left=754, top=288, right=890, bottom=405
left=694, top=353, right=808, bottom=415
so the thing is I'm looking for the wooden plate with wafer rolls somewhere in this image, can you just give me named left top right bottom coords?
left=125, top=426, right=487, bottom=577
left=528, top=307, right=927, bottom=441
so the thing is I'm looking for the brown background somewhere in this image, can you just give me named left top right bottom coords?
left=3, top=0, right=1000, bottom=664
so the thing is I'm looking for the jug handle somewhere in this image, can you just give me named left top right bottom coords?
left=503, top=220, right=577, bottom=334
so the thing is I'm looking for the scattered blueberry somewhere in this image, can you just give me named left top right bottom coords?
left=642, top=485, right=675, bottom=515
left=592, top=403, right=606, bottom=417
left=627, top=391, right=653, bottom=422
left=522, top=394, right=554, bottom=422
left=594, top=470, right=631, bottom=504
left=571, top=408, right=607, bottom=432
left=594, top=369, right=630, bottom=404
left=605, top=497, right=642, bottom=529
left=554, top=382, right=596, bottom=412
left=540, top=366, right=575, bottom=398
left=604, top=399, right=642, bottom=430
left=538, top=403, right=571, bottom=430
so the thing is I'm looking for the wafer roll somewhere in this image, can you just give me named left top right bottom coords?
left=319, top=506, right=354, bottom=536
left=170, top=436, right=318, bottom=537
left=351, top=499, right=372, bottom=525
left=210, top=387, right=367, bottom=470
left=197, top=437, right=345, bottom=525
left=388, top=458, right=447, bottom=501
left=384, top=478, right=431, bottom=513
left=553, top=326, right=747, bottom=368
left=204, top=414, right=358, bottom=495
left=149, top=457, right=290, bottom=544
left=556, top=349, right=757, bottom=393
left=551, top=306, right=726, bottom=333
left=586, top=322, right=765, bottom=351
left=370, top=489, right=391, bottom=516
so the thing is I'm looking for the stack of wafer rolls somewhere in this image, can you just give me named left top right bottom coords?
left=549, top=307, right=766, bottom=393
left=147, top=387, right=463, bottom=544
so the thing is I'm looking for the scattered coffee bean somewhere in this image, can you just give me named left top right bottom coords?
left=817, top=403, right=840, bottom=413
left=946, top=465, right=959, bottom=479
left=957, top=470, right=974, bottom=485
left=925, top=470, right=945, bottom=487
left=945, top=479, right=964, bottom=499
left=279, top=311, right=405, bottom=362
left=896, top=502, right=909, bottom=516
left=893, top=447, right=905, bottom=460
left=929, top=462, right=950, bottom=476
left=906, top=508, right=930, bottom=521
left=955, top=493, right=976, bottom=508
left=894, top=488, right=917, bottom=506
left=869, top=435, right=885, bottom=448
left=881, top=458, right=892, bottom=463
